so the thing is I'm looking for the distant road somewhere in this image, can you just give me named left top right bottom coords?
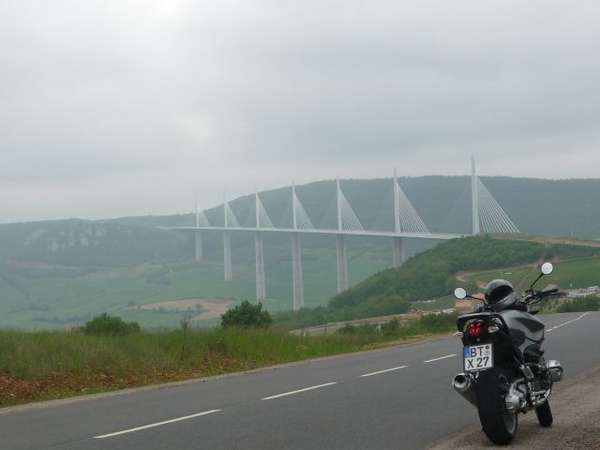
left=492, top=233, right=600, bottom=248
left=1, top=312, right=598, bottom=450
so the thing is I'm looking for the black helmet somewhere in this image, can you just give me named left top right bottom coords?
left=485, top=279, right=515, bottom=305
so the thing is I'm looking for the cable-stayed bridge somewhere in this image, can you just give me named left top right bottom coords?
left=164, top=158, right=519, bottom=311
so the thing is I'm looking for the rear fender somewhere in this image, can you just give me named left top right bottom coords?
left=457, top=312, right=508, bottom=332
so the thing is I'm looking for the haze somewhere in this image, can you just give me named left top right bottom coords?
left=2, top=0, right=600, bottom=222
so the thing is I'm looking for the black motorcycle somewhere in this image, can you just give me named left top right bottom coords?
left=452, top=262, right=563, bottom=445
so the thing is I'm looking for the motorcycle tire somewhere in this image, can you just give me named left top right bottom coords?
left=476, top=369, right=518, bottom=445
left=535, top=400, right=553, bottom=427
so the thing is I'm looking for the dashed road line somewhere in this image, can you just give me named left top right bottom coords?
left=360, top=365, right=408, bottom=378
left=262, top=382, right=338, bottom=400
left=92, top=313, right=591, bottom=440
left=93, top=409, right=222, bottom=439
left=546, top=312, right=589, bottom=333
left=424, top=354, right=456, bottom=363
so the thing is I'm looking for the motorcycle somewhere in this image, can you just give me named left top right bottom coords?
left=452, top=262, right=563, bottom=445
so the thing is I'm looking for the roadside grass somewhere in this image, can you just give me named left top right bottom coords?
left=554, top=296, right=600, bottom=313
left=460, top=255, right=600, bottom=292
left=0, top=313, right=456, bottom=407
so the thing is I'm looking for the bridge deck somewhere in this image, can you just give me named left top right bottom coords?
left=162, top=226, right=464, bottom=240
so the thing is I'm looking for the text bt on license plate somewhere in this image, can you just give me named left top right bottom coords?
left=464, top=344, right=493, bottom=371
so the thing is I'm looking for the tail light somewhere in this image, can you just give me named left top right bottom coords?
left=467, top=322, right=484, bottom=338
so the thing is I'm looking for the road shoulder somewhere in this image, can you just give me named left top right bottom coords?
left=429, top=364, right=600, bottom=450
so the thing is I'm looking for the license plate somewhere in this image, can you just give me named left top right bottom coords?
left=464, top=344, right=493, bottom=372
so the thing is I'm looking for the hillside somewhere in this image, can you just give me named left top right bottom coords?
left=275, top=235, right=600, bottom=328
left=3, top=175, right=600, bottom=268
left=121, top=175, right=600, bottom=238
left=0, top=219, right=191, bottom=266
left=3, top=175, right=600, bottom=329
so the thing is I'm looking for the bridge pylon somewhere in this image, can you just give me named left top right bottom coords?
left=392, top=169, right=404, bottom=268
left=291, top=232, right=304, bottom=311
left=335, top=178, right=350, bottom=293
left=223, top=194, right=233, bottom=281
left=471, top=156, right=480, bottom=235
left=392, top=237, right=404, bottom=268
left=254, top=191, right=267, bottom=302
left=194, top=200, right=203, bottom=262
left=291, top=184, right=305, bottom=310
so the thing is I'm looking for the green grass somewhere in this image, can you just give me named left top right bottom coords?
left=555, top=296, right=600, bottom=313
left=0, top=247, right=388, bottom=330
left=460, top=255, right=600, bottom=292
left=0, top=313, right=456, bottom=406
left=0, top=328, right=357, bottom=380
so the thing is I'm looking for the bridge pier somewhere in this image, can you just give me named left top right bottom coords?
left=471, top=156, right=480, bottom=235
left=223, top=231, right=232, bottom=281
left=392, top=236, right=405, bottom=268
left=194, top=231, right=203, bottom=262
left=255, top=231, right=266, bottom=301
left=291, top=232, right=304, bottom=310
left=336, top=234, right=349, bottom=293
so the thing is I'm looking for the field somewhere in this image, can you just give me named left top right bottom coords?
left=459, top=255, right=600, bottom=292
left=133, top=298, right=234, bottom=321
left=0, top=246, right=389, bottom=329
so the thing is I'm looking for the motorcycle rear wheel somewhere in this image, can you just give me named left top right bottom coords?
left=476, top=369, right=518, bottom=445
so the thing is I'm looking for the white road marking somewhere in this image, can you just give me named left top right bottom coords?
left=93, top=409, right=221, bottom=439
left=262, top=382, right=337, bottom=400
left=546, top=312, right=589, bottom=333
left=424, top=354, right=456, bottom=363
left=360, top=365, right=408, bottom=378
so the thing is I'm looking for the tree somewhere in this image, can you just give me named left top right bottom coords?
left=221, top=301, right=272, bottom=328
left=83, top=313, right=141, bottom=336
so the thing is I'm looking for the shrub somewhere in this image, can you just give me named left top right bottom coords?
left=556, top=296, right=600, bottom=313
left=221, top=301, right=272, bottom=328
left=83, top=313, right=141, bottom=336
left=336, top=323, right=379, bottom=336
left=381, top=318, right=400, bottom=336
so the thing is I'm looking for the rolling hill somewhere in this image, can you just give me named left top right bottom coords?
left=275, top=235, right=600, bottom=328
left=3, top=175, right=600, bottom=329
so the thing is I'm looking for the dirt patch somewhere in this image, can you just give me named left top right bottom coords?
left=134, top=298, right=234, bottom=321
left=0, top=362, right=246, bottom=409
left=429, top=365, right=600, bottom=450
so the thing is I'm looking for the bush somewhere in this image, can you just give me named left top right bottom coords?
left=83, top=313, right=141, bottom=336
left=381, top=318, right=400, bottom=336
left=556, top=296, right=600, bottom=313
left=221, top=301, right=272, bottom=328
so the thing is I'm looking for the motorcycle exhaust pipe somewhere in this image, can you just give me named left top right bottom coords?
left=452, top=373, right=477, bottom=407
left=453, top=373, right=471, bottom=391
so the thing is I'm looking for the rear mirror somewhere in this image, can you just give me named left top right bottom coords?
left=454, top=288, right=467, bottom=300
left=541, top=262, right=554, bottom=275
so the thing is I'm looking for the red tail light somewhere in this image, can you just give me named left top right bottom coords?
left=467, top=322, right=484, bottom=338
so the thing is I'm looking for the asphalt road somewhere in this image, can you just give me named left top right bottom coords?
left=1, top=312, right=598, bottom=450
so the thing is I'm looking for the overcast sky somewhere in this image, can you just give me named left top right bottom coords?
left=2, top=0, right=600, bottom=222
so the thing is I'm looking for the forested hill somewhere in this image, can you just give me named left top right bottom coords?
left=275, top=235, right=600, bottom=328
left=122, top=175, right=600, bottom=238
left=2, top=175, right=600, bottom=267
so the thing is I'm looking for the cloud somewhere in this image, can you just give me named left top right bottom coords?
left=2, top=0, right=600, bottom=221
